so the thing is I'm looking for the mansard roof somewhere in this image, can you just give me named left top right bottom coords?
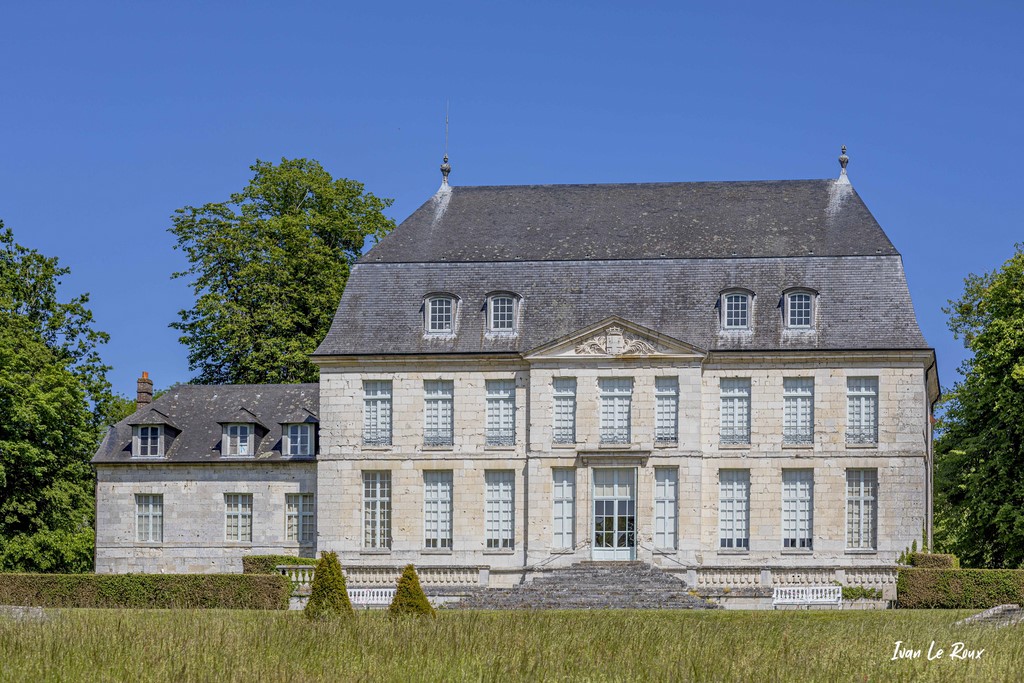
left=93, top=383, right=319, bottom=464
left=315, top=178, right=928, bottom=357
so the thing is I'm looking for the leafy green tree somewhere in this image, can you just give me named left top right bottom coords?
left=304, top=551, right=353, bottom=620
left=0, top=224, right=115, bottom=572
left=170, top=158, right=395, bottom=384
left=388, top=564, right=435, bottom=617
left=934, top=243, right=1024, bottom=568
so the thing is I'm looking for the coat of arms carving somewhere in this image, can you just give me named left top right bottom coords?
left=574, top=326, right=658, bottom=356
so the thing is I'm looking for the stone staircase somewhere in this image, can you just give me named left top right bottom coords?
left=954, top=604, right=1024, bottom=628
left=454, top=561, right=718, bottom=610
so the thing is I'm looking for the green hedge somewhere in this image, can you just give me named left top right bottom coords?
left=897, top=569, right=1024, bottom=609
left=242, top=555, right=315, bottom=574
left=909, top=553, right=959, bottom=569
left=0, top=573, right=290, bottom=609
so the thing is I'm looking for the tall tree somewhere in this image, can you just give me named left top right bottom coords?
left=934, top=243, right=1024, bottom=568
left=170, top=158, right=395, bottom=384
left=0, top=224, right=115, bottom=572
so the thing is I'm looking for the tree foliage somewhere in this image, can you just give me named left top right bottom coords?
left=170, top=158, right=394, bottom=384
left=934, top=243, right=1024, bottom=568
left=0, top=224, right=115, bottom=572
left=304, top=551, right=353, bottom=620
left=388, top=564, right=435, bottom=617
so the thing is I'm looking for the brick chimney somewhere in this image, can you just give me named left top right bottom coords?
left=136, top=372, right=153, bottom=411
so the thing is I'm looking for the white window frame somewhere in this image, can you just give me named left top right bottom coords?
left=654, top=468, right=678, bottom=549
left=485, top=470, right=515, bottom=550
left=552, top=378, right=577, bottom=445
left=363, top=380, right=393, bottom=446
left=552, top=468, right=576, bottom=549
left=721, top=291, right=751, bottom=330
left=424, top=380, right=454, bottom=447
left=783, top=377, right=814, bottom=445
left=719, top=469, right=750, bottom=550
left=599, top=377, right=632, bottom=444
left=719, top=378, right=751, bottom=445
left=363, top=471, right=392, bottom=550
left=485, top=379, right=516, bottom=446
left=425, top=295, right=455, bottom=334
left=487, top=294, right=517, bottom=333
left=135, top=493, right=163, bottom=543
left=654, top=377, right=679, bottom=444
left=224, top=493, right=253, bottom=543
left=782, top=469, right=813, bottom=550
left=785, top=291, right=814, bottom=328
left=847, top=377, right=879, bottom=444
left=134, top=425, right=163, bottom=458
left=285, top=492, right=315, bottom=543
left=223, top=423, right=253, bottom=457
left=424, top=470, right=453, bottom=549
left=846, top=469, right=878, bottom=550
left=284, top=423, right=312, bottom=457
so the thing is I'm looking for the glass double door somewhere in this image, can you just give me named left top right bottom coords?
left=592, top=468, right=636, bottom=561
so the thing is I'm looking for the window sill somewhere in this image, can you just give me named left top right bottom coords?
left=845, top=549, right=878, bottom=555
left=361, top=446, right=393, bottom=452
left=653, top=442, right=679, bottom=449
left=130, top=456, right=166, bottom=461
left=422, top=548, right=453, bottom=555
left=845, top=443, right=878, bottom=450
left=652, top=548, right=678, bottom=555
left=359, top=549, right=392, bottom=556
left=781, top=549, right=814, bottom=555
left=598, top=442, right=635, bottom=450
left=718, top=443, right=751, bottom=450
left=716, top=549, right=750, bottom=556
left=484, top=446, right=517, bottom=452
left=132, top=543, right=164, bottom=547
left=782, top=443, right=814, bottom=450
left=483, top=549, right=516, bottom=555
left=422, top=445, right=455, bottom=452
left=551, top=443, right=578, bottom=449
left=550, top=548, right=576, bottom=555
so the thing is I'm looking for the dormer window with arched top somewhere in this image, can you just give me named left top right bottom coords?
left=784, top=290, right=816, bottom=329
left=720, top=290, right=752, bottom=330
left=486, top=293, right=519, bottom=334
left=425, top=294, right=457, bottom=334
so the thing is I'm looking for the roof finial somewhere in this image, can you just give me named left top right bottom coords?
left=839, top=145, right=849, bottom=176
left=440, top=100, right=451, bottom=186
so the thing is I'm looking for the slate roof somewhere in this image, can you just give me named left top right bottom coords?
left=93, top=383, right=319, bottom=464
left=315, top=179, right=928, bottom=356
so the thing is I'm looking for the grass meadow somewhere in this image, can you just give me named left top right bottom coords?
left=1, top=609, right=1022, bottom=682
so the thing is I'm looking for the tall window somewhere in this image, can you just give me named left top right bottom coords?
left=488, top=295, right=516, bottom=333
left=552, top=378, right=577, bottom=445
left=599, top=378, right=632, bottom=444
left=846, top=469, right=877, bottom=550
left=426, top=296, right=454, bottom=333
left=654, top=468, right=678, bottom=549
left=719, top=469, right=750, bottom=549
left=782, top=469, right=813, bottom=549
left=224, top=493, right=253, bottom=542
left=363, top=380, right=393, bottom=446
left=720, top=378, right=751, bottom=445
left=655, top=377, right=679, bottom=444
left=424, top=471, right=453, bottom=549
left=552, top=468, right=575, bottom=549
left=847, top=377, right=879, bottom=444
left=285, top=424, right=312, bottom=456
left=285, top=493, right=315, bottom=543
left=485, top=380, right=516, bottom=446
left=485, top=470, right=515, bottom=549
left=786, top=292, right=813, bottom=328
left=722, top=292, right=750, bottom=329
left=424, top=380, right=454, bottom=447
left=136, top=425, right=162, bottom=457
left=783, top=378, right=814, bottom=445
left=363, top=471, right=391, bottom=549
left=224, top=424, right=252, bottom=456
left=135, top=494, right=163, bottom=542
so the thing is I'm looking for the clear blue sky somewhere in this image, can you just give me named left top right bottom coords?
left=2, top=2, right=1021, bottom=396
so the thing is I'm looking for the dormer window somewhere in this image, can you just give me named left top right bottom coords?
left=785, top=291, right=814, bottom=329
left=721, top=291, right=751, bottom=330
left=224, top=423, right=253, bottom=456
left=425, top=295, right=455, bottom=334
left=487, top=293, right=518, bottom=334
left=134, top=425, right=163, bottom=458
left=285, top=423, right=313, bottom=456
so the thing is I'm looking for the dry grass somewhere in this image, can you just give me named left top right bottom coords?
left=1, top=608, right=1022, bottom=682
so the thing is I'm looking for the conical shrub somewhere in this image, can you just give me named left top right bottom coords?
left=304, top=551, right=353, bottom=620
left=388, top=564, right=436, bottom=617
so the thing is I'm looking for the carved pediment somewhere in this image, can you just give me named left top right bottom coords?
left=575, top=326, right=658, bottom=356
